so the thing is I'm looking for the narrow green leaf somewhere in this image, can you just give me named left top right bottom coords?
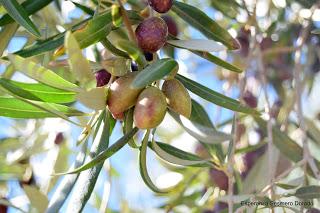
left=101, top=38, right=129, bottom=58
left=170, top=110, right=231, bottom=144
left=66, top=112, right=111, bottom=212
left=305, top=118, right=320, bottom=145
left=22, top=185, right=48, bottom=212
left=312, top=29, right=320, bottom=34
left=8, top=54, right=79, bottom=91
left=172, top=1, right=240, bottom=50
left=275, top=183, right=300, bottom=190
left=47, top=141, right=88, bottom=213
left=76, top=87, right=107, bottom=110
left=55, top=127, right=139, bottom=175
left=65, top=31, right=94, bottom=85
left=0, top=0, right=53, bottom=26
left=131, top=59, right=178, bottom=89
left=0, top=96, right=84, bottom=118
left=168, top=35, right=243, bottom=73
left=255, top=117, right=303, bottom=162
left=73, top=10, right=141, bottom=49
left=14, top=10, right=141, bottom=58
left=189, top=99, right=224, bottom=161
left=293, top=186, right=320, bottom=200
left=111, top=5, right=122, bottom=27
left=139, top=131, right=170, bottom=193
left=210, top=0, right=239, bottom=19
left=193, top=51, right=243, bottom=73
left=167, top=39, right=226, bottom=52
left=124, top=108, right=139, bottom=148
left=176, top=74, right=259, bottom=115
left=71, top=1, right=94, bottom=15
left=116, top=40, right=147, bottom=67
left=0, top=78, right=76, bottom=103
left=0, top=22, right=19, bottom=56
left=190, top=99, right=214, bottom=128
left=0, top=0, right=40, bottom=37
left=101, top=57, right=131, bottom=76
left=149, top=140, right=212, bottom=167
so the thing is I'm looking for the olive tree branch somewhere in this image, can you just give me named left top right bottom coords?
left=293, top=7, right=320, bottom=181
left=116, top=0, right=137, bottom=43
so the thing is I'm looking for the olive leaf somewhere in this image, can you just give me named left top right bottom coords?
left=76, top=87, right=107, bottom=110
left=149, top=140, right=213, bottom=167
left=0, top=96, right=84, bottom=119
left=139, top=131, right=171, bottom=193
left=291, top=185, right=320, bottom=200
left=8, top=54, right=79, bottom=91
left=23, top=185, right=49, bottom=213
left=170, top=111, right=231, bottom=144
left=172, top=0, right=240, bottom=50
left=0, top=0, right=41, bottom=37
left=54, top=127, right=139, bottom=175
left=65, top=31, right=94, bottom=85
left=176, top=74, right=259, bottom=115
left=167, top=39, right=227, bottom=52
left=0, top=78, right=76, bottom=103
left=66, top=111, right=111, bottom=212
left=131, top=59, right=179, bottom=89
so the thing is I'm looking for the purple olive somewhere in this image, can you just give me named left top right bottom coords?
left=236, top=27, right=251, bottom=57
left=260, top=37, right=273, bottom=51
left=0, top=198, right=7, bottom=213
left=242, top=144, right=267, bottom=178
left=209, top=168, right=228, bottom=191
left=213, top=202, right=228, bottom=213
left=161, top=15, right=179, bottom=37
left=148, top=0, right=173, bottom=13
left=144, top=52, right=154, bottom=61
left=95, top=69, right=111, bottom=87
left=131, top=61, right=139, bottom=72
left=54, top=132, right=64, bottom=145
left=136, top=17, right=168, bottom=53
left=242, top=91, right=257, bottom=108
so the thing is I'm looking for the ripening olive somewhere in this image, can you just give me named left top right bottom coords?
left=54, top=132, right=64, bottom=145
left=134, top=87, right=167, bottom=129
left=135, top=17, right=168, bottom=53
left=95, top=69, right=111, bottom=87
left=148, top=0, right=173, bottom=13
left=242, top=91, right=257, bottom=108
left=107, top=72, right=143, bottom=117
left=162, top=79, right=191, bottom=118
left=162, top=15, right=179, bottom=37
left=209, top=168, right=229, bottom=191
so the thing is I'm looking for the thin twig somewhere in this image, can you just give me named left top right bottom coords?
left=116, top=0, right=137, bottom=42
left=259, top=159, right=307, bottom=195
left=293, top=7, right=320, bottom=181
left=262, top=46, right=298, bottom=57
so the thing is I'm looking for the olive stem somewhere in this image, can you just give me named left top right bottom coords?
left=116, top=0, right=137, bottom=43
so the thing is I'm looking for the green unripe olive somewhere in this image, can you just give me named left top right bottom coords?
left=134, top=87, right=167, bottom=129
left=162, top=79, right=191, bottom=118
left=107, top=72, right=143, bottom=117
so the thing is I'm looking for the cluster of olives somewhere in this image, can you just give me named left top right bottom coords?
left=94, top=0, right=186, bottom=129
left=106, top=72, right=191, bottom=129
